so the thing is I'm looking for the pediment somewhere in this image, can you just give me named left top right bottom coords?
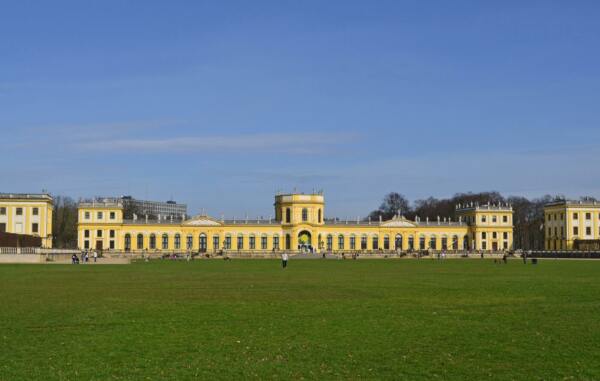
left=183, top=215, right=222, bottom=226
left=381, top=216, right=417, bottom=228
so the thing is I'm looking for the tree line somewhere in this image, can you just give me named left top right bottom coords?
left=368, top=192, right=597, bottom=250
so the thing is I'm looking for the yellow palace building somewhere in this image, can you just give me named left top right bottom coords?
left=77, top=193, right=514, bottom=254
left=544, top=200, right=600, bottom=251
left=0, top=193, right=54, bottom=248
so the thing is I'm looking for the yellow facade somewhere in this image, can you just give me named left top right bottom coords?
left=0, top=193, right=54, bottom=248
left=544, top=201, right=600, bottom=250
left=77, top=194, right=514, bottom=253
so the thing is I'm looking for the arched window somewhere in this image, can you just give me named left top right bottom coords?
left=318, top=209, right=322, bottom=223
left=383, top=235, right=390, bottom=250
left=149, top=234, right=156, bottom=249
left=124, top=234, right=131, bottom=251
left=463, top=235, right=470, bottom=251
left=285, top=234, right=291, bottom=250
left=136, top=233, right=143, bottom=250
left=273, top=235, right=280, bottom=250
left=224, top=235, right=232, bottom=249
left=326, top=234, right=333, bottom=251
left=452, top=235, right=459, bottom=250
left=361, top=235, right=367, bottom=250
left=302, top=208, right=308, bottom=222
left=186, top=235, right=193, bottom=250
left=419, top=235, right=426, bottom=250
left=395, top=234, right=403, bottom=250
left=261, top=234, right=268, bottom=250
left=429, top=235, right=437, bottom=250
left=249, top=234, right=256, bottom=250
left=350, top=234, right=356, bottom=250
left=372, top=235, right=379, bottom=250
left=237, top=234, right=244, bottom=250
left=286, top=208, right=291, bottom=223
left=174, top=234, right=181, bottom=250
left=162, top=234, right=169, bottom=250
left=408, top=235, right=414, bottom=250
left=199, top=233, right=207, bottom=251
left=441, top=235, right=448, bottom=250
left=212, top=235, right=219, bottom=251
left=338, top=234, right=344, bottom=250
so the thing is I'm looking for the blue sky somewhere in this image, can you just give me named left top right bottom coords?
left=2, top=1, right=599, bottom=217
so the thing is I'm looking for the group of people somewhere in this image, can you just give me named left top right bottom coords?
left=71, top=250, right=98, bottom=264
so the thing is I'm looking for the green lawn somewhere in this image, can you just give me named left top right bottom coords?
left=1, top=259, right=599, bottom=380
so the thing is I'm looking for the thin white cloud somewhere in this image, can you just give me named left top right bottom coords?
left=77, top=132, right=358, bottom=154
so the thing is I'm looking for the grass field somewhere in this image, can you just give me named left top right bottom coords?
left=1, top=259, right=599, bottom=380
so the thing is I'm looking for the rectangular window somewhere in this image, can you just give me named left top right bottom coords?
left=273, top=236, right=280, bottom=250
left=237, top=236, right=244, bottom=250
left=548, top=227, right=552, bottom=236
left=85, top=211, right=90, bottom=219
left=32, top=207, right=39, bottom=216
left=482, top=241, right=487, bottom=250
left=32, top=223, right=39, bottom=233
left=503, top=215, right=508, bottom=223
left=350, top=236, right=356, bottom=250
left=586, top=227, right=592, bottom=235
left=492, top=232, right=497, bottom=239
left=573, top=213, right=578, bottom=220
left=16, top=208, right=23, bottom=216
left=586, top=213, right=591, bottom=220
left=0, top=223, right=6, bottom=232
left=84, top=230, right=90, bottom=238
left=261, top=236, right=268, bottom=250
left=573, top=226, right=579, bottom=236
left=97, top=230, right=103, bottom=238
left=225, top=236, right=231, bottom=250
left=561, top=227, right=564, bottom=237
left=110, top=212, right=116, bottom=219
left=481, top=232, right=487, bottom=239
left=492, top=216, right=497, bottom=223
left=503, top=232, right=508, bottom=239
left=249, top=236, right=256, bottom=250
left=0, top=207, right=6, bottom=215
left=110, top=230, right=115, bottom=238
left=503, top=242, right=508, bottom=249
left=481, top=216, right=487, bottom=223
left=97, top=212, right=103, bottom=219
left=109, top=240, right=115, bottom=249
left=84, top=240, right=90, bottom=249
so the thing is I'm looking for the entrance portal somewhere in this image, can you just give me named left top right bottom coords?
left=298, top=231, right=312, bottom=252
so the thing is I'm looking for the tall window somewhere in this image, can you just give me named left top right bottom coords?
left=162, top=234, right=169, bottom=250
left=225, top=235, right=232, bottom=249
left=237, top=235, right=244, bottom=250
left=273, top=235, right=280, bottom=250
left=0, top=207, right=6, bottom=215
left=372, top=235, right=379, bottom=250
left=338, top=235, right=344, bottom=250
left=441, top=236, right=448, bottom=250
left=32, top=223, right=39, bottom=233
left=503, top=215, right=508, bottom=223
left=85, top=211, right=90, bottom=219
left=150, top=234, right=156, bottom=249
left=249, top=235, right=256, bottom=250
left=286, top=208, right=291, bottom=223
left=395, top=235, right=403, bottom=250
left=110, top=211, right=116, bottom=220
left=318, top=209, right=322, bottom=223
left=302, top=208, right=308, bottom=222
left=137, top=234, right=144, bottom=249
left=586, top=213, right=591, bottom=220
left=174, top=234, right=181, bottom=249
left=573, top=213, right=578, bottom=220
left=383, top=235, right=389, bottom=250
left=361, top=235, right=367, bottom=250
left=261, top=235, right=268, bottom=250
left=452, top=235, right=459, bottom=250
left=419, top=235, right=425, bottom=250
left=213, top=235, right=219, bottom=250
left=285, top=234, right=291, bottom=250
left=124, top=234, right=131, bottom=251
left=187, top=235, right=193, bottom=250
left=408, top=236, right=414, bottom=250
left=326, top=235, right=333, bottom=251
left=199, top=234, right=207, bottom=251
left=429, top=235, right=436, bottom=250
left=97, top=211, right=103, bottom=219
left=350, top=235, right=356, bottom=250
left=32, top=208, right=39, bottom=216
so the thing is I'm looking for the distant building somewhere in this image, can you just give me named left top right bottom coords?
left=0, top=193, right=53, bottom=248
left=77, top=192, right=514, bottom=252
left=121, top=196, right=187, bottom=218
left=544, top=200, right=600, bottom=250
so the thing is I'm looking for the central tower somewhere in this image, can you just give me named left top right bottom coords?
left=274, top=193, right=325, bottom=226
